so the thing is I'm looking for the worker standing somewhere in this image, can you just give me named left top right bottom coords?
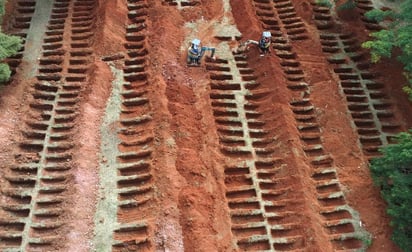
left=258, top=31, right=271, bottom=56
left=187, top=39, right=202, bottom=65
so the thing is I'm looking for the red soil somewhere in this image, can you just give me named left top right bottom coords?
left=0, top=0, right=410, bottom=251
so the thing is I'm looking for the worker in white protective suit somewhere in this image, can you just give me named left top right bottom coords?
left=187, top=38, right=216, bottom=66
left=233, top=31, right=272, bottom=57
left=258, top=31, right=272, bottom=56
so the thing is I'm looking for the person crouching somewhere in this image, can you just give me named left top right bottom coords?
left=187, top=39, right=202, bottom=65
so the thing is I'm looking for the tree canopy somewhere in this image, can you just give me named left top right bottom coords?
left=370, top=130, right=412, bottom=251
left=361, top=0, right=412, bottom=98
left=362, top=2, right=412, bottom=68
left=361, top=2, right=412, bottom=250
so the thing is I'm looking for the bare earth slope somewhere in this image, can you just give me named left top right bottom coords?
left=0, top=0, right=410, bottom=251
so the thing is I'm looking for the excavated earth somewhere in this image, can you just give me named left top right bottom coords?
left=0, top=0, right=411, bottom=251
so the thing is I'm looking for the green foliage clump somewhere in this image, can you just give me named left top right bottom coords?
left=0, top=32, right=21, bottom=83
left=365, top=9, right=394, bottom=22
left=361, top=0, right=412, bottom=99
left=315, top=0, right=332, bottom=8
left=362, top=29, right=395, bottom=63
left=0, top=62, right=10, bottom=82
left=0, top=0, right=22, bottom=83
left=365, top=2, right=412, bottom=250
left=402, top=72, right=412, bottom=100
left=370, top=130, right=412, bottom=251
left=338, top=0, right=356, bottom=10
left=0, top=0, right=6, bottom=16
left=0, top=32, right=21, bottom=59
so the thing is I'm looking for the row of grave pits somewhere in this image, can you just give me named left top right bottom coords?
left=205, top=53, right=306, bottom=251
left=272, top=0, right=308, bottom=40
left=252, top=3, right=365, bottom=250
left=253, top=0, right=308, bottom=41
left=0, top=0, right=97, bottom=250
left=309, top=0, right=381, bottom=31
left=310, top=0, right=398, bottom=159
left=354, top=0, right=382, bottom=31
left=111, top=0, right=154, bottom=251
left=162, top=0, right=200, bottom=7
left=38, top=0, right=95, bottom=83
left=318, top=31, right=400, bottom=158
left=0, top=0, right=397, bottom=250
left=310, top=0, right=395, bottom=158
left=278, top=51, right=362, bottom=251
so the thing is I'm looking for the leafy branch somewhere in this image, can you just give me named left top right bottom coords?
left=371, top=130, right=412, bottom=250
left=361, top=0, right=412, bottom=100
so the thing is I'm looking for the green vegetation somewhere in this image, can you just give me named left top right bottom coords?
left=315, top=0, right=332, bottom=8
left=361, top=0, right=412, bottom=99
left=0, top=0, right=6, bottom=16
left=316, top=0, right=357, bottom=10
left=370, top=130, right=412, bottom=251
left=0, top=33, right=21, bottom=82
left=362, top=29, right=395, bottom=63
left=337, top=0, right=356, bottom=10
left=358, top=1, right=412, bottom=250
left=0, top=0, right=22, bottom=83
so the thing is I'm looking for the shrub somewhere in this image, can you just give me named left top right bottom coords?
left=370, top=130, right=412, bottom=251
left=338, top=0, right=356, bottom=10
left=315, top=0, right=332, bottom=8
left=0, top=32, right=21, bottom=83
left=361, top=0, right=412, bottom=100
left=0, top=0, right=22, bottom=83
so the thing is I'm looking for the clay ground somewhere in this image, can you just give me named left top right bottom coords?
left=0, top=0, right=411, bottom=251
